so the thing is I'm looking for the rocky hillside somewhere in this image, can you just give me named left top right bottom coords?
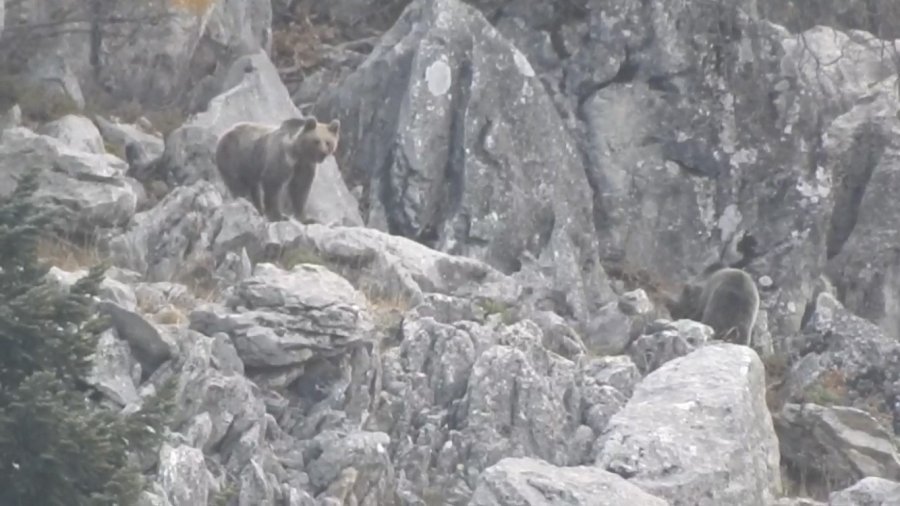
left=2, top=0, right=900, bottom=504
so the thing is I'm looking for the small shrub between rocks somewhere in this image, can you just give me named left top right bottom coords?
left=477, top=298, right=519, bottom=325
left=362, top=284, right=414, bottom=341
left=278, top=246, right=326, bottom=269
left=799, top=369, right=848, bottom=406
left=763, top=353, right=790, bottom=411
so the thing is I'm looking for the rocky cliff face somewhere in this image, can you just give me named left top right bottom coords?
left=3, top=0, right=900, bottom=504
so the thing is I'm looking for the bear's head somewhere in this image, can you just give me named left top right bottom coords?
left=283, top=116, right=341, bottom=163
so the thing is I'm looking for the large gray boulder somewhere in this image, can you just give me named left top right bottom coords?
left=595, top=343, right=781, bottom=506
left=316, top=0, right=613, bottom=328
left=828, top=477, right=900, bottom=506
left=189, top=262, right=374, bottom=376
left=107, top=180, right=264, bottom=284
left=36, top=114, right=106, bottom=154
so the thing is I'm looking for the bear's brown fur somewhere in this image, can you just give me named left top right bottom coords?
left=214, top=116, right=340, bottom=221
left=666, top=264, right=760, bottom=346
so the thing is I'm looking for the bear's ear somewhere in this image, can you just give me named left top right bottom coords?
left=281, top=118, right=306, bottom=131
left=303, top=117, right=318, bottom=132
left=327, top=119, right=340, bottom=135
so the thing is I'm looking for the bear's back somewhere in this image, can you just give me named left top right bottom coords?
left=698, top=268, right=759, bottom=345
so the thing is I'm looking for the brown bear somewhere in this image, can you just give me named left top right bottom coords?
left=666, top=264, right=760, bottom=346
left=214, top=116, right=340, bottom=221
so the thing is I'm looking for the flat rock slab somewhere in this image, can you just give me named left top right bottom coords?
left=469, top=457, right=669, bottom=506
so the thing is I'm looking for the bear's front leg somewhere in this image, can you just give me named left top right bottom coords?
left=288, top=166, right=315, bottom=221
left=261, top=179, right=285, bottom=221
left=248, top=183, right=264, bottom=216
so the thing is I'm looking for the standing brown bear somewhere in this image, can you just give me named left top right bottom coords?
left=214, top=116, right=340, bottom=221
left=666, top=264, right=760, bottom=346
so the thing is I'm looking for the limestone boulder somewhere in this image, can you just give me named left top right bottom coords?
left=595, top=344, right=781, bottom=506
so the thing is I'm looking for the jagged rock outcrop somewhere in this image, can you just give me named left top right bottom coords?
left=107, top=181, right=263, bottom=284
left=781, top=292, right=900, bottom=434
left=595, top=344, right=782, bottom=506
left=775, top=402, right=900, bottom=495
left=0, top=124, right=137, bottom=236
left=316, top=0, right=614, bottom=330
left=190, top=262, right=375, bottom=388
left=7, top=0, right=900, bottom=503
left=365, top=308, right=644, bottom=503
left=822, top=86, right=900, bottom=339
left=449, top=0, right=900, bottom=353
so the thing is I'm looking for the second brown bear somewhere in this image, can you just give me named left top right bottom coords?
left=215, top=116, right=340, bottom=221
left=666, top=264, right=760, bottom=346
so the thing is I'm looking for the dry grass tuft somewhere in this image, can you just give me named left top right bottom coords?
left=277, top=246, right=327, bottom=270
left=763, top=353, right=791, bottom=411
left=358, top=279, right=414, bottom=338
left=272, top=9, right=341, bottom=80
left=150, top=304, right=189, bottom=325
left=36, top=234, right=106, bottom=271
